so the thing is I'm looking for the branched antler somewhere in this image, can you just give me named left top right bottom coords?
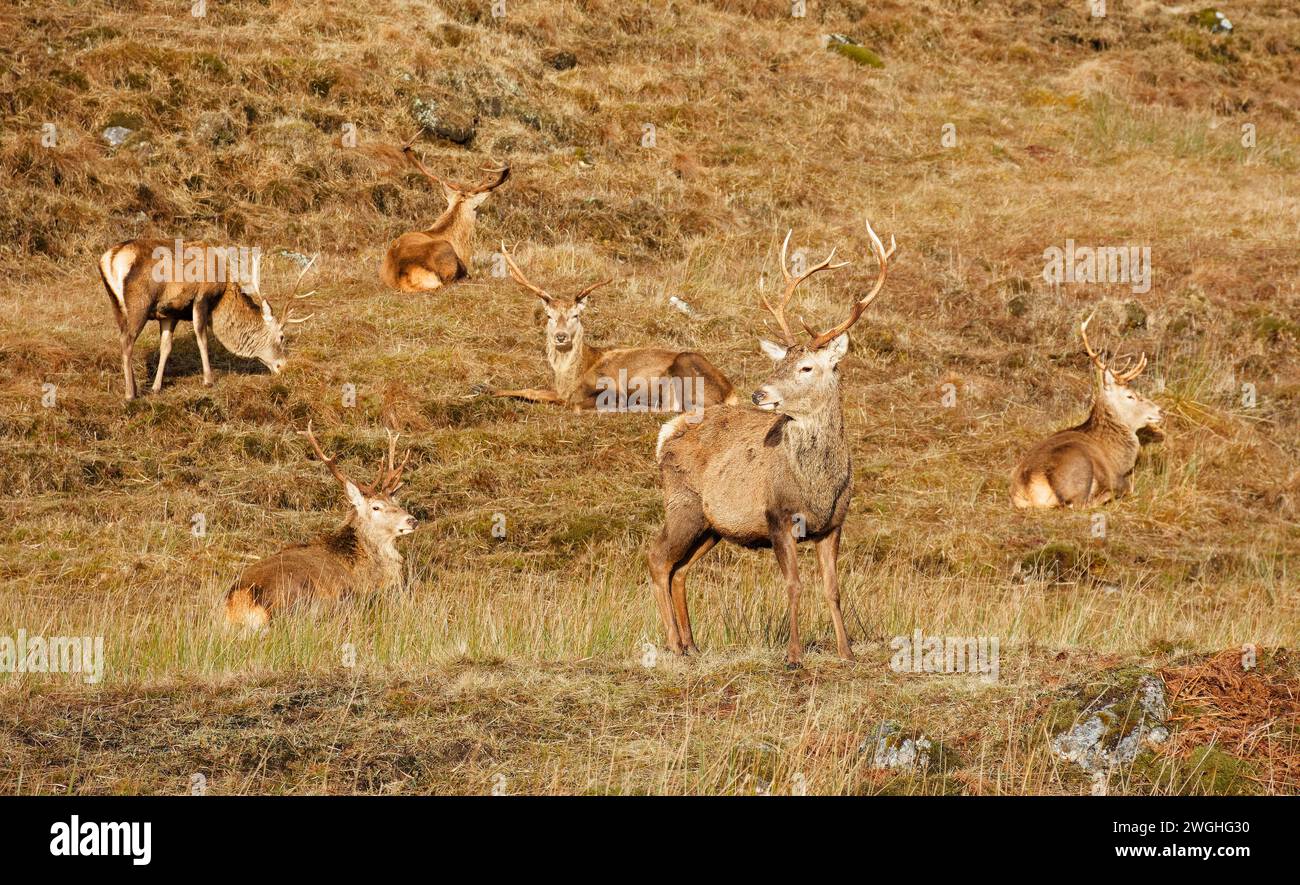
left=373, top=428, right=411, bottom=495
left=283, top=253, right=318, bottom=324
left=761, top=230, right=850, bottom=346
left=301, top=420, right=366, bottom=493
left=805, top=219, right=896, bottom=349
left=1080, top=312, right=1147, bottom=383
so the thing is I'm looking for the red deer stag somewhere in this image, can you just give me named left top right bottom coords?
left=379, top=138, right=510, bottom=293
left=1010, top=314, right=1162, bottom=508
left=98, top=240, right=315, bottom=399
left=224, top=423, right=417, bottom=629
left=650, top=223, right=897, bottom=667
left=490, top=243, right=735, bottom=413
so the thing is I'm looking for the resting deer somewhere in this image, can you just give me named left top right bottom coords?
left=98, top=240, right=315, bottom=399
left=650, top=223, right=897, bottom=667
left=1010, top=314, right=1162, bottom=509
left=379, top=138, right=510, bottom=293
left=490, top=243, right=735, bottom=413
left=224, top=423, right=418, bottom=629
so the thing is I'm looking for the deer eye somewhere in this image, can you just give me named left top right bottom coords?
left=371, top=504, right=382, bottom=511
left=800, top=365, right=813, bottom=373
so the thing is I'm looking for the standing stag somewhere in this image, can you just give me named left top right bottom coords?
left=1010, top=314, right=1162, bottom=508
left=379, top=138, right=510, bottom=292
left=490, top=244, right=735, bottom=413
left=225, top=423, right=418, bottom=629
left=650, top=223, right=897, bottom=667
left=98, top=240, right=315, bottom=399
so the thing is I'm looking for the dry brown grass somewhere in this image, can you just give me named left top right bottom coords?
left=0, top=0, right=1297, bottom=794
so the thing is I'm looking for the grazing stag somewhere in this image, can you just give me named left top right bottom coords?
left=98, top=240, right=315, bottom=399
left=1010, top=314, right=1162, bottom=509
left=379, top=139, right=510, bottom=293
left=650, top=223, right=897, bottom=667
left=224, top=423, right=418, bottom=629
left=491, top=243, right=735, bottom=413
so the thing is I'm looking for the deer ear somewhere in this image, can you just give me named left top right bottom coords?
left=260, top=298, right=274, bottom=323
left=465, top=191, right=491, bottom=210
left=823, top=333, right=850, bottom=363
left=759, top=339, right=787, bottom=362
left=344, top=480, right=367, bottom=510
left=1101, top=368, right=1118, bottom=388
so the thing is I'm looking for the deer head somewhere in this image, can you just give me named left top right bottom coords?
left=402, top=136, right=510, bottom=216
left=301, top=422, right=417, bottom=542
left=1080, top=313, right=1162, bottom=432
left=236, top=252, right=316, bottom=374
left=751, top=221, right=896, bottom=418
left=501, top=242, right=611, bottom=353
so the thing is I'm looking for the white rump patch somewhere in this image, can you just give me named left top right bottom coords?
left=100, top=244, right=135, bottom=313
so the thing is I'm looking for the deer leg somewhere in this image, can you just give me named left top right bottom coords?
left=648, top=499, right=708, bottom=656
left=670, top=532, right=718, bottom=655
left=120, top=331, right=137, bottom=400
left=193, top=302, right=214, bottom=386
left=119, top=309, right=149, bottom=400
left=815, top=526, right=854, bottom=661
left=770, top=521, right=804, bottom=668
left=151, top=318, right=178, bottom=393
left=492, top=387, right=563, bottom=405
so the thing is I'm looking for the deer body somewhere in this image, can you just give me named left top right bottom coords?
left=380, top=147, right=509, bottom=293
left=649, top=225, right=896, bottom=667
left=98, top=239, right=312, bottom=399
left=1011, top=316, right=1162, bottom=509
left=492, top=245, right=734, bottom=412
left=225, top=425, right=416, bottom=629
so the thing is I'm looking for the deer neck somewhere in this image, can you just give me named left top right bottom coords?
left=335, top=514, right=404, bottom=589
left=546, top=329, right=591, bottom=399
left=425, top=203, right=476, bottom=267
left=1077, top=397, right=1141, bottom=472
left=210, top=289, right=270, bottom=359
left=777, top=395, right=851, bottom=519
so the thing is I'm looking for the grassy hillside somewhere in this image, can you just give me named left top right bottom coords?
left=0, top=0, right=1297, bottom=794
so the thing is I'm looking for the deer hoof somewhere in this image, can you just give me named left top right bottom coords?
left=684, top=644, right=701, bottom=656
left=784, top=660, right=803, bottom=671
left=469, top=382, right=493, bottom=396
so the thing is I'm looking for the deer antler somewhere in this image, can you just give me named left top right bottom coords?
left=402, top=142, right=451, bottom=189
left=1080, top=312, right=1148, bottom=384
left=373, top=428, right=411, bottom=496
left=466, top=160, right=510, bottom=194
left=301, top=421, right=369, bottom=494
left=500, top=242, right=553, bottom=303
left=574, top=278, right=612, bottom=302
left=805, top=219, right=896, bottom=349
left=283, top=253, right=318, bottom=324
left=760, top=230, right=850, bottom=346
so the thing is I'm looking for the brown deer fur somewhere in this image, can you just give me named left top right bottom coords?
left=491, top=244, right=735, bottom=412
left=649, top=224, right=896, bottom=666
left=1010, top=316, right=1162, bottom=509
left=98, top=239, right=314, bottom=399
left=379, top=143, right=509, bottom=293
left=224, top=424, right=417, bottom=629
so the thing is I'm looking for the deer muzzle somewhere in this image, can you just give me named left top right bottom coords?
left=751, top=386, right=780, bottom=411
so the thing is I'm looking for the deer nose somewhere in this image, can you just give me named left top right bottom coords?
left=751, top=390, right=766, bottom=405
left=554, top=332, right=569, bottom=344
left=405, top=516, right=418, bottom=531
